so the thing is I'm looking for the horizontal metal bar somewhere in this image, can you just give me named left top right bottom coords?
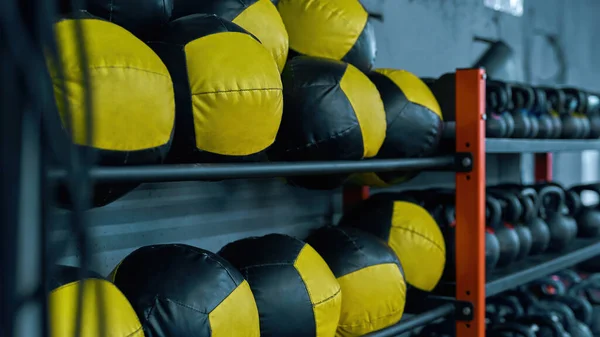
left=486, top=238, right=600, bottom=297
left=47, top=156, right=459, bottom=183
left=486, top=138, right=600, bottom=153
left=362, top=303, right=455, bottom=337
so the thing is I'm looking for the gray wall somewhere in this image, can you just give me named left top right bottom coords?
left=54, top=0, right=600, bottom=275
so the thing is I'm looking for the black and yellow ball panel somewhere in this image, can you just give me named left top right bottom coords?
left=49, top=265, right=105, bottom=290
left=218, top=234, right=342, bottom=337
left=149, top=14, right=282, bottom=163
left=49, top=16, right=174, bottom=206
left=268, top=56, right=385, bottom=189
left=277, top=0, right=376, bottom=72
left=305, top=227, right=406, bottom=337
left=50, top=266, right=144, bottom=337
left=111, top=244, right=259, bottom=337
left=58, top=0, right=173, bottom=38
left=171, top=0, right=289, bottom=72
left=339, top=194, right=446, bottom=292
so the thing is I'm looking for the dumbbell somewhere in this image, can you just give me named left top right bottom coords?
left=511, top=83, right=538, bottom=138
left=563, top=88, right=591, bottom=139
left=586, top=92, right=600, bottom=138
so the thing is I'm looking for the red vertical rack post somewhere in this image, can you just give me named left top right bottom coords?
left=535, top=153, right=553, bottom=181
left=455, top=68, right=487, bottom=337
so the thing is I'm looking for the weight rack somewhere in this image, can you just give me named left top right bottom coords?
left=4, top=67, right=600, bottom=337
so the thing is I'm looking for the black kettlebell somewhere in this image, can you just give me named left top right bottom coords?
left=571, top=276, right=600, bottom=336
left=513, top=83, right=540, bottom=138
left=489, top=188, right=533, bottom=260
left=487, top=194, right=520, bottom=268
left=509, top=83, right=534, bottom=138
left=487, top=81, right=509, bottom=138
left=532, top=87, right=555, bottom=138
left=541, top=87, right=567, bottom=138
left=488, top=323, right=537, bottom=337
left=561, top=88, right=584, bottom=138
left=536, top=185, right=578, bottom=252
left=564, top=88, right=592, bottom=139
left=566, top=183, right=600, bottom=238
left=490, top=80, right=516, bottom=137
left=514, top=314, right=567, bottom=337
left=586, top=92, right=600, bottom=138
left=518, top=187, right=551, bottom=255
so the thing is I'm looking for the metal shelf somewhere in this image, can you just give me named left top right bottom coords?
left=486, top=138, right=600, bottom=153
left=362, top=303, right=455, bottom=337
left=486, top=238, right=600, bottom=297
left=48, top=155, right=464, bottom=183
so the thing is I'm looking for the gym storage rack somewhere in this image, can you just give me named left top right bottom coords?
left=5, top=68, right=600, bottom=337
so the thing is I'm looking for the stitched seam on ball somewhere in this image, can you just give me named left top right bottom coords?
left=124, top=324, right=144, bottom=337
left=240, top=262, right=292, bottom=269
left=191, top=87, right=282, bottom=96
left=180, top=245, right=240, bottom=284
left=392, top=226, right=445, bottom=254
left=334, top=227, right=369, bottom=261
left=282, top=124, right=360, bottom=153
left=312, top=286, right=341, bottom=306
left=81, top=66, right=171, bottom=78
left=160, top=296, right=210, bottom=314
left=338, top=307, right=405, bottom=327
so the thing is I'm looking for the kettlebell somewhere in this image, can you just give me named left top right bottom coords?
left=571, top=276, right=600, bottom=335
left=508, top=82, right=534, bottom=138
left=488, top=323, right=536, bottom=337
left=560, top=88, right=584, bottom=139
left=536, top=185, right=578, bottom=252
left=520, top=187, right=551, bottom=255
left=489, top=188, right=533, bottom=260
left=513, top=83, right=540, bottom=138
left=528, top=301, right=574, bottom=337
left=487, top=81, right=509, bottom=138
left=532, top=276, right=594, bottom=329
left=533, top=87, right=556, bottom=138
left=491, top=80, right=516, bottom=137
left=586, top=92, right=600, bottom=138
left=541, top=87, right=567, bottom=138
left=487, top=194, right=521, bottom=268
left=514, top=315, right=567, bottom=337
left=564, top=88, right=591, bottom=139
left=566, top=183, right=600, bottom=238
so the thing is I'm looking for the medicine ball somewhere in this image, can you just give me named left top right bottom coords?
left=218, top=234, right=342, bottom=337
left=352, top=69, right=444, bottom=187
left=338, top=193, right=446, bottom=292
left=277, top=0, right=376, bottom=73
left=110, top=244, right=260, bottom=337
left=47, top=13, right=174, bottom=207
left=305, top=226, right=407, bottom=337
left=148, top=14, right=283, bottom=164
left=171, top=0, right=289, bottom=72
left=49, top=265, right=144, bottom=337
left=59, top=0, right=173, bottom=38
left=267, top=56, right=386, bottom=189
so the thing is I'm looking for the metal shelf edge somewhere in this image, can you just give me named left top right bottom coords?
left=486, top=239, right=600, bottom=297
left=361, top=303, right=455, bottom=337
left=47, top=156, right=460, bottom=183
left=486, top=138, right=600, bottom=153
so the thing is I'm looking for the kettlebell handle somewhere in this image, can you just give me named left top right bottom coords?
left=486, top=195, right=503, bottom=229
left=520, top=188, right=540, bottom=220
left=488, top=188, right=523, bottom=223
left=536, top=185, right=567, bottom=214
left=569, top=183, right=600, bottom=196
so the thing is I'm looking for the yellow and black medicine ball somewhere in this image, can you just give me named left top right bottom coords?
left=352, top=69, right=444, bottom=187
left=218, top=234, right=342, bottom=337
left=305, top=226, right=406, bottom=337
left=339, top=193, right=446, bottom=292
left=171, top=0, right=289, bottom=72
left=110, top=244, right=260, bottom=337
left=277, top=0, right=376, bottom=73
left=47, top=13, right=175, bottom=207
left=59, top=0, right=174, bottom=38
left=49, top=265, right=144, bottom=337
left=148, top=14, right=283, bottom=164
left=267, top=56, right=386, bottom=189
